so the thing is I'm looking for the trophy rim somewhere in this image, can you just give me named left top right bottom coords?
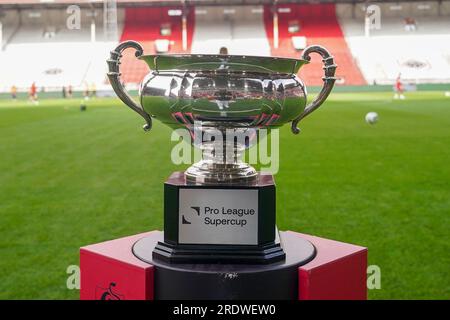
left=138, top=53, right=309, bottom=74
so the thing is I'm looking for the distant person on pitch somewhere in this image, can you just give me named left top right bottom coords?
left=68, top=85, right=73, bottom=98
left=394, top=75, right=405, bottom=100
left=29, top=82, right=39, bottom=105
left=11, top=85, right=17, bottom=101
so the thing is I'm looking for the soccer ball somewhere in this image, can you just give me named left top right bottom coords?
left=365, top=112, right=379, bottom=124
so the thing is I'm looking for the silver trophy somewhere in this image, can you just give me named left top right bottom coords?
left=107, top=41, right=336, bottom=184
left=107, top=40, right=336, bottom=266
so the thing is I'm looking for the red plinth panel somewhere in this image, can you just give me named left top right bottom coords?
left=80, top=231, right=367, bottom=300
left=293, top=231, right=367, bottom=300
left=80, top=232, right=155, bottom=300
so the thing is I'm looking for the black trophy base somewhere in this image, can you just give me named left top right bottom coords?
left=152, top=239, right=286, bottom=264
left=161, top=172, right=283, bottom=264
left=132, top=231, right=316, bottom=300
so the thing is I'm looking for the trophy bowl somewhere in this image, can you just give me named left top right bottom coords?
left=107, top=41, right=336, bottom=184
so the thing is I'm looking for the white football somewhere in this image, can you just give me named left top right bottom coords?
left=365, top=112, right=379, bottom=124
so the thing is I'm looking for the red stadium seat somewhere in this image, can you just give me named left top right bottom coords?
left=263, top=3, right=366, bottom=86
left=119, top=7, right=195, bottom=84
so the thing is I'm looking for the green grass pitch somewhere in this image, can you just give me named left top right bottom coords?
left=0, top=91, right=449, bottom=299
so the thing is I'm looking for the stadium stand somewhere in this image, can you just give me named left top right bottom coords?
left=0, top=8, right=122, bottom=92
left=1, top=1, right=449, bottom=91
left=191, top=6, right=271, bottom=56
left=263, top=3, right=366, bottom=86
left=0, top=9, right=20, bottom=50
left=338, top=2, right=450, bottom=84
left=118, top=6, right=195, bottom=84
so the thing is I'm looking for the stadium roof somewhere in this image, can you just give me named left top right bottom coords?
left=0, top=0, right=440, bottom=4
left=0, top=0, right=440, bottom=9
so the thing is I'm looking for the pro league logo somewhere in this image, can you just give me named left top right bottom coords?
left=181, top=206, right=200, bottom=224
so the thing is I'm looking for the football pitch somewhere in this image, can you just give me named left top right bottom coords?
left=0, top=91, right=449, bottom=299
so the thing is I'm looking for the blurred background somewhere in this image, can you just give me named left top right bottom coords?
left=1, top=0, right=450, bottom=93
left=0, top=0, right=449, bottom=299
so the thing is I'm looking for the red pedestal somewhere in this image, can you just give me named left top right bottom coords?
left=80, top=231, right=366, bottom=300
left=80, top=232, right=155, bottom=300
left=294, top=231, right=367, bottom=300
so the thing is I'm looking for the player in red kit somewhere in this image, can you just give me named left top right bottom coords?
left=29, top=82, right=39, bottom=105
left=394, top=74, right=405, bottom=100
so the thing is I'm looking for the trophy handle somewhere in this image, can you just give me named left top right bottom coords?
left=107, top=40, right=152, bottom=131
left=291, top=45, right=337, bottom=134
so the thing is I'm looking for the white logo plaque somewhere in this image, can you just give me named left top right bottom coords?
left=178, top=189, right=259, bottom=245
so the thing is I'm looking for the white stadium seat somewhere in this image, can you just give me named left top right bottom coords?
left=154, top=39, right=170, bottom=53
left=291, top=36, right=307, bottom=51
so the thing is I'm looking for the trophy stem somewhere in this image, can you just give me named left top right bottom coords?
left=185, top=126, right=258, bottom=184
